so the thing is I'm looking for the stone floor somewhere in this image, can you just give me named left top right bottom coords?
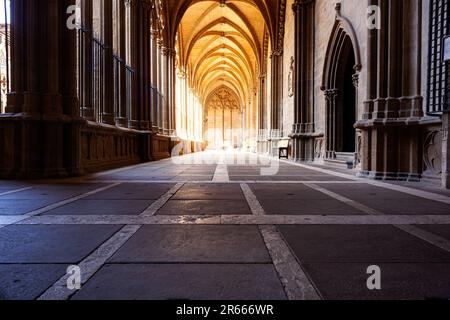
left=1, top=151, right=450, bottom=300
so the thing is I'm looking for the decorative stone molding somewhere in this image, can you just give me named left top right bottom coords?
left=423, top=130, right=443, bottom=175
left=292, top=0, right=315, bottom=12
left=206, top=86, right=240, bottom=111
left=356, top=130, right=362, bottom=164
left=81, top=123, right=141, bottom=172
left=321, top=4, right=362, bottom=91
left=314, top=138, right=324, bottom=159
left=269, top=49, right=283, bottom=59
left=352, top=73, right=359, bottom=89
left=276, top=0, right=287, bottom=54
left=323, top=89, right=339, bottom=102
left=288, top=56, right=295, bottom=97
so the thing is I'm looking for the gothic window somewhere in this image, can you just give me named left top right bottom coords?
left=427, top=0, right=449, bottom=114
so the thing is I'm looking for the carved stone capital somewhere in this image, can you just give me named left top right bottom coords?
left=292, top=0, right=315, bottom=13
left=352, top=73, right=359, bottom=88
left=270, top=49, right=283, bottom=59
left=323, top=88, right=339, bottom=102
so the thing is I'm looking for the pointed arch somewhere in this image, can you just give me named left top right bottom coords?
left=322, top=3, right=362, bottom=90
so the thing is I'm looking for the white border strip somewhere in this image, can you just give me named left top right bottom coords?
left=0, top=187, right=33, bottom=197
left=23, top=183, right=122, bottom=217
left=241, top=183, right=266, bottom=215
left=304, top=183, right=380, bottom=215
left=394, top=225, right=450, bottom=253
left=140, top=183, right=185, bottom=217
left=16, top=214, right=450, bottom=226
left=304, top=183, right=450, bottom=253
left=0, top=183, right=122, bottom=229
left=273, top=155, right=450, bottom=205
left=260, top=225, right=321, bottom=300
left=87, top=180, right=362, bottom=184
left=38, top=225, right=142, bottom=300
left=212, top=158, right=230, bottom=182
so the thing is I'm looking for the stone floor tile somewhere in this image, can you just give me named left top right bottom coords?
left=110, top=225, right=271, bottom=263
left=0, top=225, right=122, bottom=263
left=72, top=264, right=286, bottom=300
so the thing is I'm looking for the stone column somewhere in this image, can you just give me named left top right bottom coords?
left=258, top=74, right=266, bottom=132
left=291, top=0, right=316, bottom=162
left=61, top=0, right=83, bottom=176
left=126, top=0, right=140, bottom=130
left=116, top=0, right=128, bottom=127
left=324, top=89, right=338, bottom=159
left=270, top=50, right=283, bottom=131
left=1, top=0, right=79, bottom=178
left=357, top=0, right=424, bottom=181
left=150, top=26, right=159, bottom=132
left=161, top=47, right=169, bottom=134
left=101, top=0, right=115, bottom=124
left=80, top=0, right=94, bottom=120
left=138, top=1, right=150, bottom=131
left=167, top=49, right=177, bottom=135
left=157, top=38, right=163, bottom=132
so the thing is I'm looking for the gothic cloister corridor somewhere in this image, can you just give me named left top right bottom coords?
left=0, top=0, right=450, bottom=305
left=1, top=150, right=450, bottom=300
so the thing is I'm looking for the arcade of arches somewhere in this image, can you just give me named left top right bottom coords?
left=0, top=0, right=449, bottom=189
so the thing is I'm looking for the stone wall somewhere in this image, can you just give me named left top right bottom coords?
left=276, top=0, right=447, bottom=186
left=281, top=0, right=295, bottom=136
left=80, top=122, right=142, bottom=173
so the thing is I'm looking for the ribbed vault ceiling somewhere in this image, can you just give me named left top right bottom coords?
left=173, top=0, right=273, bottom=108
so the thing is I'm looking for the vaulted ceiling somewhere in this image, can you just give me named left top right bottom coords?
left=166, top=0, right=283, bottom=109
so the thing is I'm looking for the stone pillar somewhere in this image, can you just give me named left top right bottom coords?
left=324, top=89, right=338, bottom=159
left=62, top=0, right=84, bottom=176
left=116, top=0, right=128, bottom=127
left=356, top=0, right=424, bottom=181
left=127, top=0, right=140, bottom=130
left=270, top=50, right=283, bottom=131
left=101, top=0, right=115, bottom=124
left=161, top=47, right=169, bottom=134
left=157, top=38, right=163, bottom=132
left=150, top=26, right=159, bottom=132
left=291, top=0, right=316, bottom=162
left=138, top=0, right=151, bottom=131
left=360, top=0, right=378, bottom=173
left=80, top=0, right=94, bottom=120
left=1, top=0, right=79, bottom=178
left=258, top=74, right=266, bottom=132
left=167, top=49, right=177, bottom=135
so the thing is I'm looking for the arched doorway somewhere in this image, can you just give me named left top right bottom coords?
left=204, top=86, right=243, bottom=149
left=322, top=8, right=361, bottom=164
left=337, top=37, right=356, bottom=154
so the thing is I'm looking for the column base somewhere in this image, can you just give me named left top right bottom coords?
left=101, top=114, right=115, bottom=125
left=115, top=117, right=129, bottom=128
left=129, top=120, right=141, bottom=130
left=140, top=121, right=150, bottom=131
left=358, top=170, right=422, bottom=182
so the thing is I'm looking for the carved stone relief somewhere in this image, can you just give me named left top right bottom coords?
left=423, top=130, right=443, bottom=175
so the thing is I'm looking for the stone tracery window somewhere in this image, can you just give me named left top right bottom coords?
left=427, top=0, right=449, bottom=114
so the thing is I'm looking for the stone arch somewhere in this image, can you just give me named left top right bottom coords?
left=321, top=3, right=362, bottom=162
left=322, top=3, right=362, bottom=89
